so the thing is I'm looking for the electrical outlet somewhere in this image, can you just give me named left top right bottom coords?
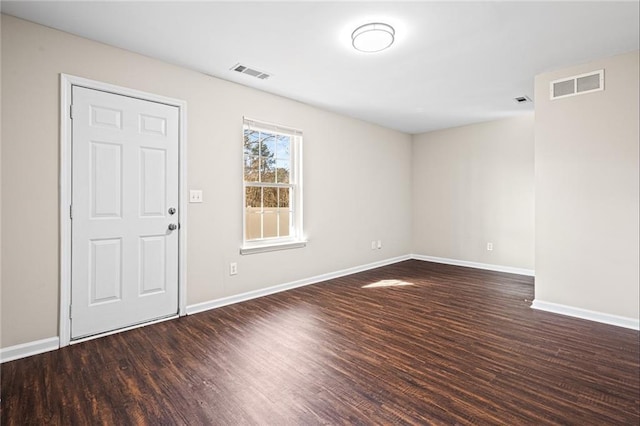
left=487, top=242, right=493, bottom=251
left=189, top=190, right=203, bottom=203
left=371, top=241, right=377, bottom=250
left=377, top=240, right=382, bottom=249
left=229, top=262, right=238, bottom=276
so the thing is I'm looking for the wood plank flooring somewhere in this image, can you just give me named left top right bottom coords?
left=2, top=260, right=639, bottom=425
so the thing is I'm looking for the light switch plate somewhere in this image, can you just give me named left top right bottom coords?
left=189, top=190, right=203, bottom=203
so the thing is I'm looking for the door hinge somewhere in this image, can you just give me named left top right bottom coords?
left=70, top=204, right=73, bottom=219
left=70, top=104, right=74, bottom=119
left=69, top=305, right=73, bottom=319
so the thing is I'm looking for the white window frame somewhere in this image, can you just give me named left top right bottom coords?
left=240, top=117, right=305, bottom=255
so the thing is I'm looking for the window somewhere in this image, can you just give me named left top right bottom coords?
left=241, top=117, right=304, bottom=254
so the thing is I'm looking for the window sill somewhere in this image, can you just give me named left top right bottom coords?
left=240, top=240, right=307, bottom=255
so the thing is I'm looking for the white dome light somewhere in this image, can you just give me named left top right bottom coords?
left=351, top=22, right=395, bottom=53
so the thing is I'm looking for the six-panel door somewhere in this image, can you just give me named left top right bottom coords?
left=71, top=86, right=179, bottom=339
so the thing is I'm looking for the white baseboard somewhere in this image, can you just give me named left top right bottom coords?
left=531, top=300, right=640, bottom=330
left=411, top=254, right=535, bottom=276
left=0, top=337, right=60, bottom=363
left=186, top=255, right=411, bottom=315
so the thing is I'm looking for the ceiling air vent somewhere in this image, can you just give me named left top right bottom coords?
left=514, top=95, right=532, bottom=104
left=231, top=63, right=271, bottom=80
left=550, top=69, right=604, bottom=100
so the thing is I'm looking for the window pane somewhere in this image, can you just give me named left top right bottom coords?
left=279, top=209, right=291, bottom=237
left=244, top=155, right=260, bottom=182
left=278, top=188, right=290, bottom=208
left=261, top=164, right=275, bottom=183
left=276, top=159, right=290, bottom=183
left=260, top=133, right=276, bottom=159
left=276, top=135, right=290, bottom=159
left=263, top=210, right=277, bottom=238
left=244, top=130, right=259, bottom=156
left=260, top=132, right=276, bottom=183
left=245, top=187, right=262, bottom=208
left=245, top=210, right=262, bottom=240
left=263, top=187, right=278, bottom=208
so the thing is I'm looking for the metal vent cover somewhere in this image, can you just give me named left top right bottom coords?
left=231, top=63, right=271, bottom=80
left=514, top=95, right=532, bottom=104
left=550, top=69, right=604, bottom=100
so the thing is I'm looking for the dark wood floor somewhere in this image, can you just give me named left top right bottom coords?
left=2, top=260, right=639, bottom=425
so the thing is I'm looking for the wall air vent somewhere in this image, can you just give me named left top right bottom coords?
left=550, top=69, right=604, bottom=100
left=231, top=63, right=271, bottom=80
left=514, top=95, right=532, bottom=104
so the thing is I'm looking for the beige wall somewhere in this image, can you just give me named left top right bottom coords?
left=534, top=51, right=639, bottom=320
left=0, top=15, right=412, bottom=348
left=2, top=13, right=636, bottom=350
left=411, top=116, right=535, bottom=270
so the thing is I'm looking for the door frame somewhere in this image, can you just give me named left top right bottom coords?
left=59, top=74, right=188, bottom=347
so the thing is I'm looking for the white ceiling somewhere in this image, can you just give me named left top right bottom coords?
left=2, top=1, right=639, bottom=134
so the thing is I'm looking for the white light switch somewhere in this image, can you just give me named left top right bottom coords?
left=189, top=190, right=203, bottom=203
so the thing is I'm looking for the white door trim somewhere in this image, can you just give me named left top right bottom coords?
left=60, top=74, right=188, bottom=347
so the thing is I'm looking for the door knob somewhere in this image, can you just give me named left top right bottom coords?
left=168, top=207, right=176, bottom=215
left=168, top=223, right=178, bottom=231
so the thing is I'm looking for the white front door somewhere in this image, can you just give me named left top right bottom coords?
left=71, top=86, right=179, bottom=339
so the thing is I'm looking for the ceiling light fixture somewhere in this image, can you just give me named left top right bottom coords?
left=351, top=22, right=395, bottom=53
